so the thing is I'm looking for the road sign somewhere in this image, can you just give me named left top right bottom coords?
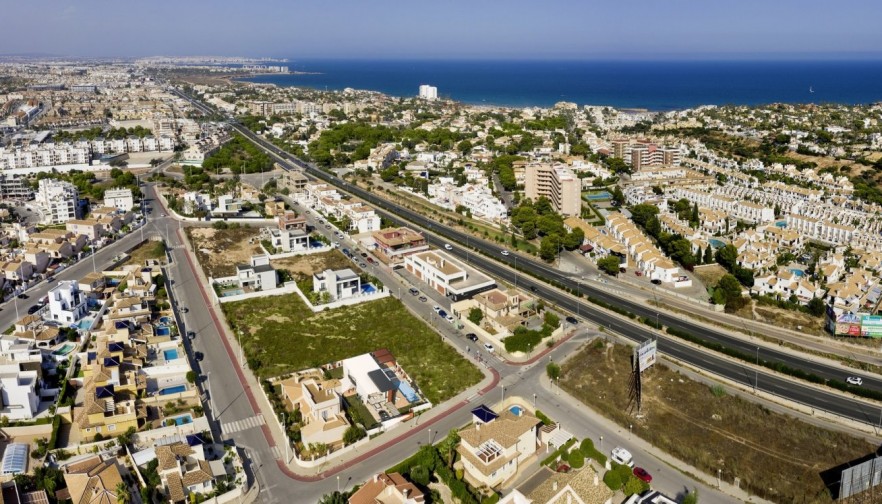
left=840, top=455, right=882, bottom=499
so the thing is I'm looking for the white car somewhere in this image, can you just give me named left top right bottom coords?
left=433, top=305, right=442, bottom=314
left=611, top=446, right=634, bottom=468
left=444, top=244, right=453, bottom=250
left=846, top=376, right=863, bottom=386
left=483, top=343, right=494, bottom=353
left=445, top=315, right=455, bottom=323
left=501, top=249, right=510, bottom=256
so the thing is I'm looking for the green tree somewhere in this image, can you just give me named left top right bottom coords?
left=539, top=234, right=562, bottom=263
left=610, top=186, right=625, bottom=206
left=597, top=256, right=621, bottom=276
left=690, top=202, right=700, bottom=227
left=715, top=244, right=739, bottom=271
left=186, top=371, right=197, bottom=384
left=807, top=296, right=826, bottom=317
left=546, top=362, right=561, bottom=381
left=623, top=476, right=649, bottom=496
left=468, top=307, right=484, bottom=325
left=563, top=228, right=584, bottom=250
left=717, top=274, right=746, bottom=310
left=343, top=426, right=366, bottom=445
left=703, top=245, right=714, bottom=265
left=410, top=464, right=430, bottom=486
left=629, top=204, right=659, bottom=226
left=116, top=482, right=132, bottom=504
left=318, top=492, right=347, bottom=504
left=682, top=489, right=699, bottom=504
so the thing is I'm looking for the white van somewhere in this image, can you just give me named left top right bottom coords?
left=610, top=446, right=634, bottom=468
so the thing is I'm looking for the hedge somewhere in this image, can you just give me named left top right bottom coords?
left=579, top=438, right=607, bottom=466
left=567, top=449, right=585, bottom=468
left=535, top=410, right=553, bottom=426
left=541, top=438, right=576, bottom=467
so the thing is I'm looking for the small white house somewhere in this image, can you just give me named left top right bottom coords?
left=235, top=255, right=277, bottom=291
left=313, top=268, right=361, bottom=300
left=48, top=280, right=88, bottom=325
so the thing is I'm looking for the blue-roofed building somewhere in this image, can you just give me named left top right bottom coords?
left=471, top=404, right=498, bottom=425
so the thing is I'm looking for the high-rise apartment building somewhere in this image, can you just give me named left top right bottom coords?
left=418, top=85, right=438, bottom=100
left=524, top=164, right=582, bottom=217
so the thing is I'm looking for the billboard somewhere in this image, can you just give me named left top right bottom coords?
left=833, top=313, right=863, bottom=337
left=861, top=315, right=882, bottom=339
left=840, top=456, right=882, bottom=499
left=636, top=339, right=658, bottom=372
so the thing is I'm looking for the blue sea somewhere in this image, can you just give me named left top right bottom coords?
left=241, top=59, right=882, bottom=111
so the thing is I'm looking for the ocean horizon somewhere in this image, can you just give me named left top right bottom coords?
left=240, top=59, right=882, bottom=111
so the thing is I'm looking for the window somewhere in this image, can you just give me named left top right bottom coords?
left=108, top=424, right=116, bottom=431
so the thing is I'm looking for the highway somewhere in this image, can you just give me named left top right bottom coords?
left=217, top=114, right=882, bottom=427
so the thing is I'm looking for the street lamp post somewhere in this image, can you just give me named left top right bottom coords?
left=533, top=393, right=537, bottom=408
left=629, top=424, right=632, bottom=439
left=717, top=469, right=722, bottom=488
left=282, top=412, right=289, bottom=463
left=337, top=475, right=340, bottom=493
left=599, top=435, right=603, bottom=451
left=428, top=428, right=432, bottom=445
left=501, top=386, right=506, bottom=404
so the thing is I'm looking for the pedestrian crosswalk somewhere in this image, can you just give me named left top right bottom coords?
left=221, top=414, right=266, bottom=436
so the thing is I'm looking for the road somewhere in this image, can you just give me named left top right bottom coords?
left=223, top=121, right=882, bottom=427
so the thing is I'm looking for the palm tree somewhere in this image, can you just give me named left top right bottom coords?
left=115, top=482, right=132, bottom=504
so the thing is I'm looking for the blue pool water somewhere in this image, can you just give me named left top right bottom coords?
left=160, top=385, right=187, bottom=395
left=361, top=284, right=377, bottom=294
left=171, top=414, right=193, bottom=425
left=509, top=405, right=523, bottom=416
left=790, top=269, right=805, bottom=277
left=584, top=191, right=612, bottom=201
left=155, top=326, right=171, bottom=336
left=72, top=318, right=93, bottom=330
left=398, top=381, right=419, bottom=403
left=163, top=349, right=178, bottom=360
left=159, top=316, right=171, bottom=325
left=775, top=221, right=788, bottom=228
left=221, top=289, right=245, bottom=297
left=709, top=239, right=726, bottom=249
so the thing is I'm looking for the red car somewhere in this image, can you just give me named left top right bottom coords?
left=633, top=467, right=652, bottom=483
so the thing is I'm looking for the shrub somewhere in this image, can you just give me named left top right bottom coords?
left=623, top=476, right=650, bottom=496
left=409, top=464, right=430, bottom=487
left=579, top=438, right=607, bottom=466
left=535, top=410, right=553, bottom=426
left=567, top=449, right=585, bottom=468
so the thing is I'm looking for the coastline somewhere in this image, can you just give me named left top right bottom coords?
left=232, top=59, right=882, bottom=112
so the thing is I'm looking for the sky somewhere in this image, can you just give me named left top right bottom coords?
left=6, top=0, right=882, bottom=60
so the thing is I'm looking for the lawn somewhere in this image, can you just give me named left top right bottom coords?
left=122, top=240, right=167, bottom=267
left=560, top=341, right=875, bottom=504
left=222, top=296, right=482, bottom=404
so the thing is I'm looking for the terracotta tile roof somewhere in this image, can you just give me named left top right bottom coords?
left=348, top=472, right=425, bottom=504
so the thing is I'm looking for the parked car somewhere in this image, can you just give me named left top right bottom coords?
left=187, top=331, right=196, bottom=340
left=360, top=252, right=368, bottom=258
left=466, top=333, right=479, bottom=342
left=367, top=257, right=375, bottom=264
left=194, top=352, right=204, bottom=361
left=633, top=467, right=652, bottom=483
left=635, top=271, right=643, bottom=276
left=17, top=294, right=28, bottom=300
left=433, top=305, right=441, bottom=314
left=180, top=307, right=189, bottom=313
left=27, top=305, right=40, bottom=315
left=483, top=343, right=494, bottom=353
left=46, top=276, right=55, bottom=282
left=444, top=244, right=453, bottom=250
left=846, top=376, right=863, bottom=386
left=565, top=316, right=578, bottom=325
left=651, top=279, right=662, bottom=285
left=438, top=310, right=448, bottom=319
left=418, top=296, right=427, bottom=302
left=445, top=315, right=455, bottom=323
left=610, top=447, right=634, bottom=468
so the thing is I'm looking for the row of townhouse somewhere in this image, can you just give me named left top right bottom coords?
left=671, top=187, right=775, bottom=224
left=826, top=268, right=880, bottom=315
left=606, top=212, right=681, bottom=282
left=0, top=136, right=176, bottom=169
left=785, top=213, right=856, bottom=247
left=563, top=217, right=627, bottom=263
left=296, top=183, right=381, bottom=234
left=753, top=268, right=825, bottom=303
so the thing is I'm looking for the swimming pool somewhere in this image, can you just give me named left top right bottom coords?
left=775, top=221, right=788, bottom=228
left=220, top=289, right=245, bottom=297
left=52, top=343, right=77, bottom=356
left=398, top=381, right=419, bottom=403
left=709, top=239, right=726, bottom=249
left=159, top=385, right=187, bottom=395
left=155, top=326, right=171, bottom=336
left=159, top=316, right=171, bottom=325
left=170, top=414, right=193, bottom=426
left=72, top=318, right=94, bottom=330
left=163, top=349, right=178, bottom=360
left=361, top=284, right=377, bottom=294
left=584, top=191, right=612, bottom=201
left=790, top=269, right=805, bottom=277
left=509, top=405, right=523, bottom=416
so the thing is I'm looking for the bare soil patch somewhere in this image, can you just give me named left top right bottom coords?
left=186, top=226, right=262, bottom=278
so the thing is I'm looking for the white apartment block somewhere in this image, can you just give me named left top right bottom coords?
left=48, top=280, right=88, bottom=324
left=103, top=188, right=134, bottom=212
left=524, top=163, right=581, bottom=217
left=36, top=179, right=80, bottom=224
left=418, top=84, right=438, bottom=100
left=671, top=187, right=774, bottom=224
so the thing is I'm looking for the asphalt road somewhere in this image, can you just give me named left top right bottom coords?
left=223, top=121, right=882, bottom=427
